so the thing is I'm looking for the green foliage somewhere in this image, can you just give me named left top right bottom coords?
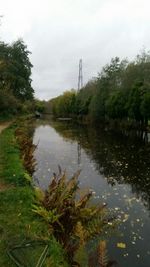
left=0, top=127, right=26, bottom=185
left=89, top=89, right=106, bottom=121
left=49, top=50, right=150, bottom=127
left=106, top=91, right=127, bottom=119
left=0, top=124, right=68, bottom=267
left=35, top=99, right=46, bottom=113
left=45, top=237, right=69, bottom=267
left=11, top=39, right=33, bottom=100
left=126, top=82, right=143, bottom=121
left=140, top=86, right=150, bottom=124
left=24, top=172, right=32, bottom=184
left=74, top=244, right=88, bottom=267
left=76, top=80, right=96, bottom=116
left=0, top=126, right=49, bottom=267
left=0, top=38, right=34, bottom=118
left=32, top=205, right=61, bottom=226
left=21, top=100, right=36, bottom=114
left=0, top=89, right=21, bottom=116
left=0, top=39, right=34, bottom=101
left=89, top=57, right=128, bottom=122
left=50, top=90, right=77, bottom=117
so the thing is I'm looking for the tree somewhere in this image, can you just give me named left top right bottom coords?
left=76, top=79, right=96, bottom=116
left=9, top=39, right=34, bottom=100
left=106, top=91, right=127, bottom=119
left=89, top=58, right=127, bottom=121
left=140, top=84, right=150, bottom=126
left=126, top=82, right=143, bottom=122
left=49, top=51, right=150, bottom=127
left=50, top=90, right=76, bottom=117
left=0, top=89, right=20, bottom=115
left=0, top=42, right=11, bottom=89
left=0, top=39, right=34, bottom=101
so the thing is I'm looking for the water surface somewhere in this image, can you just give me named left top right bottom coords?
left=33, top=119, right=150, bottom=267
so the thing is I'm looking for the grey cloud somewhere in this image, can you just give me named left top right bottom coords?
left=1, top=0, right=150, bottom=99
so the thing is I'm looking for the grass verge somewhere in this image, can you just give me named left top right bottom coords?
left=0, top=124, right=68, bottom=267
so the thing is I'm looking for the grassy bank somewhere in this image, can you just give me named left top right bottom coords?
left=0, top=125, right=68, bottom=266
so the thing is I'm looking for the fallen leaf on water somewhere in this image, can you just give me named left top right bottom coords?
left=117, top=242, right=126, bottom=249
left=123, top=214, right=129, bottom=222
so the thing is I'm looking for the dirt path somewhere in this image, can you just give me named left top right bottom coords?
left=0, top=122, right=11, bottom=134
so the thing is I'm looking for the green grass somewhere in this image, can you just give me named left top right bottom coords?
left=0, top=127, right=26, bottom=186
left=0, top=125, right=68, bottom=267
left=0, top=187, right=47, bottom=266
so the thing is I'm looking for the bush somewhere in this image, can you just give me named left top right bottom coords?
left=0, top=89, right=21, bottom=115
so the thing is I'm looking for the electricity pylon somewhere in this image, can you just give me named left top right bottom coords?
left=78, top=59, right=83, bottom=90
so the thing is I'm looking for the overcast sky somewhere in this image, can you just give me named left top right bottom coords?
left=0, top=0, right=150, bottom=100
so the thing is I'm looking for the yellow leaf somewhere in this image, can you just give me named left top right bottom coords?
left=117, top=242, right=126, bottom=249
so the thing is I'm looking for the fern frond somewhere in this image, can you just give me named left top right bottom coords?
left=34, top=187, right=45, bottom=202
left=32, top=168, right=116, bottom=266
left=74, top=221, right=86, bottom=246
left=76, top=191, right=93, bottom=209
left=32, top=205, right=61, bottom=224
left=98, top=240, right=108, bottom=267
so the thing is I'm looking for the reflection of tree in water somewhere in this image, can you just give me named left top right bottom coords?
left=77, top=142, right=81, bottom=165
left=50, top=120, right=150, bottom=211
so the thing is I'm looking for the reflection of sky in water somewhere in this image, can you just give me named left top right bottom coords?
left=33, top=122, right=150, bottom=267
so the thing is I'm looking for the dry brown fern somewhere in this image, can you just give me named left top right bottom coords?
left=98, top=240, right=108, bottom=267
left=33, top=168, right=117, bottom=266
left=15, top=127, right=37, bottom=174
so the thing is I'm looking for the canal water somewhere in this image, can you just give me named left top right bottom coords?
left=33, top=118, right=150, bottom=267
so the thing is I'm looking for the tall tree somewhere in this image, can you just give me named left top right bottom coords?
left=0, top=39, right=34, bottom=101
left=9, top=39, right=34, bottom=100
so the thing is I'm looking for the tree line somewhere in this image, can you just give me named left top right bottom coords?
left=48, top=51, right=150, bottom=128
left=0, top=38, right=35, bottom=117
